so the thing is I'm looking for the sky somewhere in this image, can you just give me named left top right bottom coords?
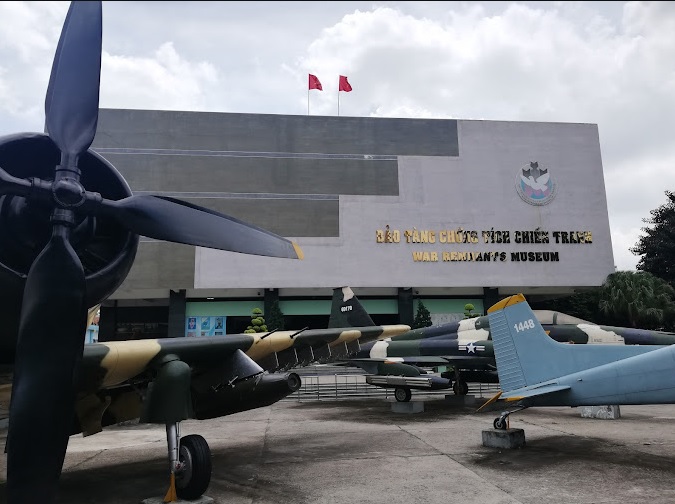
left=0, top=1, right=673, bottom=272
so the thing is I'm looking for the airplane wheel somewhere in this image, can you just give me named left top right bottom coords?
left=394, top=387, right=412, bottom=402
left=176, top=434, right=212, bottom=500
left=493, top=417, right=506, bottom=430
left=453, top=381, right=469, bottom=396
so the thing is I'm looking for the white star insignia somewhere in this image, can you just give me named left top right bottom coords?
left=466, top=342, right=476, bottom=353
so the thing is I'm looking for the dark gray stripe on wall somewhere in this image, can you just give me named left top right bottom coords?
left=93, top=109, right=459, bottom=157
left=97, top=153, right=400, bottom=196
left=176, top=198, right=339, bottom=237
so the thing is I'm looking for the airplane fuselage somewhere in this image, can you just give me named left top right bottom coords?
left=523, top=344, right=675, bottom=407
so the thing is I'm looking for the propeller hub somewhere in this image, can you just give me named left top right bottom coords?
left=52, top=177, right=85, bottom=208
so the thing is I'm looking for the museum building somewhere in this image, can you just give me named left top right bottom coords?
left=92, top=109, right=615, bottom=341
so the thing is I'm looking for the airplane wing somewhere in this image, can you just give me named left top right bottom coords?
left=77, top=324, right=409, bottom=392
left=68, top=323, right=411, bottom=435
left=346, top=356, right=454, bottom=367
left=254, top=324, right=411, bottom=371
left=344, top=355, right=493, bottom=367
left=79, top=334, right=256, bottom=389
left=292, top=325, right=411, bottom=351
left=71, top=334, right=301, bottom=437
left=477, top=383, right=571, bottom=413
left=438, top=351, right=494, bottom=364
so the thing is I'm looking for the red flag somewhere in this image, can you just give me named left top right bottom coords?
left=339, top=75, right=352, bottom=92
left=308, top=74, right=322, bottom=90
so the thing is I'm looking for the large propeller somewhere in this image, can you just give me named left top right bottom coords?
left=4, top=2, right=302, bottom=502
left=0, top=172, right=303, bottom=259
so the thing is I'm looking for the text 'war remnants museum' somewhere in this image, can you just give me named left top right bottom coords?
left=92, top=109, right=614, bottom=341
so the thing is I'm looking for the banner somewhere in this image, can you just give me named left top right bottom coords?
left=186, top=316, right=226, bottom=337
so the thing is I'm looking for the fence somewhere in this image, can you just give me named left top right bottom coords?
left=284, top=364, right=501, bottom=402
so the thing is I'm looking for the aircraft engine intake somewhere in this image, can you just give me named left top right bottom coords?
left=0, top=133, right=139, bottom=308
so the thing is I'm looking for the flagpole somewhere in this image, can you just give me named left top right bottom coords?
left=337, top=89, right=340, bottom=116
left=307, top=87, right=310, bottom=115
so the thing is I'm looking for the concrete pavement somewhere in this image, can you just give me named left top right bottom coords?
left=3, top=397, right=675, bottom=503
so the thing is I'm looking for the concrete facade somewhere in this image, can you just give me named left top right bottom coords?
left=91, top=109, right=614, bottom=333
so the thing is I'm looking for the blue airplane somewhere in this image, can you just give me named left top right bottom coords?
left=481, top=293, right=675, bottom=429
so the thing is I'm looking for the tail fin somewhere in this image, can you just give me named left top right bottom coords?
left=328, top=287, right=376, bottom=328
left=487, top=294, right=543, bottom=391
left=487, top=294, right=658, bottom=393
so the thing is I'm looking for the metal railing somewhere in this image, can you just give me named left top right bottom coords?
left=283, top=365, right=501, bottom=402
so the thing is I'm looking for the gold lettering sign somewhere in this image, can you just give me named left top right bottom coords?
left=375, top=226, right=594, bottom=263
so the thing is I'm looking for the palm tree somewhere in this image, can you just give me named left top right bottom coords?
left=598, top=271, right=675, bottom=328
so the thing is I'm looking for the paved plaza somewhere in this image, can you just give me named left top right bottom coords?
left=3, top=394, right=675, bottom=503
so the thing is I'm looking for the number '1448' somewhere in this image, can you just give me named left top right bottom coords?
left=514, top=319, right=535, bottom=332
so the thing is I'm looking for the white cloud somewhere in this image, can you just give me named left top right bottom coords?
left=0, top=1, right=67, bottom=129
left=101, top=42, right=219, bottom=111
left=0, top=1, right=673, bottom=275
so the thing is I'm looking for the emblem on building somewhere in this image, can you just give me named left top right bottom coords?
left=515, top=161, right=557, bottom=206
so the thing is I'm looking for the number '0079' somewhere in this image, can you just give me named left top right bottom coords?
left=514, top=319, right=535, bottom=332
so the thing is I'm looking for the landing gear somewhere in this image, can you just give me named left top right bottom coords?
left=394, top=387, right=412, bottom=402
left=176, top=434, right=212, bottom=500
left=447, top=368, right=468, bottom=396
left=452, top=380, right=469, bottom=396
left=493, top=415, right=508, bottom=430
left=493, top=405, right=527, bottom=430
left=164, top=422, right=212, bottom=501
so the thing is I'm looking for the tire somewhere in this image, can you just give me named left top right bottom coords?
left=493, top=417, right=506, bottom=430
left=287, top=372, right=302, bottom=392
left=176, top=434, right=212, bottom=500
left=394, top=387, right=412, bottom=402
left=453, top=380, right=469, bottom=396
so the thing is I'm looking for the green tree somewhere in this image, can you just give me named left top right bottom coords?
left=266, top=299, right=285, bottom=331
left=463, top=303, right=477, bottom=319
left=413, top=300, right=432, bottom=329
left=631, top=190, right=675, bottom=285
left=244, top=307, right=268, bottom=334
left=598, top=270, right=675, bottom=328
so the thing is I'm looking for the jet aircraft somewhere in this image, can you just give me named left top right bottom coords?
left=328, top=289, right=475, bottom=401
left=342, top=295, right=675, bottom=402
left=395, top=309, right=675, bottom=346
left=0, top=3, right=407, bottom=503
left=480, top=294, right=674, bottom=430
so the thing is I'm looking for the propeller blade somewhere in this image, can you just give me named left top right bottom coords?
left=7, top=228, right=87, bottom=502
left=45, top=1, right=102, bottom=158
left=97, top=195, right=304, bottom=259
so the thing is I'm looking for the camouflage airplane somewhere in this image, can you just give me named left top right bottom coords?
left=394, top=309, right=675, bottom=346
left=75, top=286, right=407, bottom=432
left=342, top=297, right=675, bottom=402
left=0, top=3, right=409, bottom=503
left=479, top=294, right=675, bottom=430
left=247, top=286, right=408, bottom=371
left=328, top=291, right=472, bottom=401
left=0, top=285, right=407, bottom=501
